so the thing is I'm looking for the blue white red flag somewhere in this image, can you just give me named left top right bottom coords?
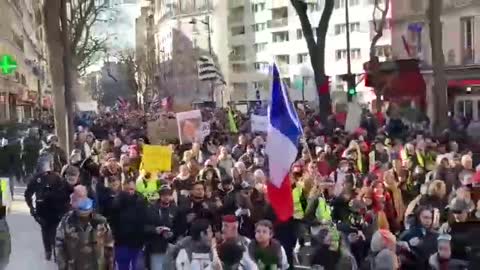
left=265, top=64, right=303, bottom=222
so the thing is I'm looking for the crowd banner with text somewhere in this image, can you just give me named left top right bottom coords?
left=176, top=110, right=203, bottom=144
left=141, top=145, right=173, bottom=174
left=251, top=114, right=268, bottom=133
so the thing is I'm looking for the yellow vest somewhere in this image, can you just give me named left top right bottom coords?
left=416, top=151, right=425, bottom=168
left=292, top=186, right=304, bottom=219
left=136, top=178, right=160, bottom=201
left=315, top=197, right=332, bottom=223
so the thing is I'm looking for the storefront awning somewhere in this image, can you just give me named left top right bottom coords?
left=385, top=71, right=426, bottom=99
left=448, top=79, right=480, bottom=88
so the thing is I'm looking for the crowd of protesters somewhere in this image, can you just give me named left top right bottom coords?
left=14, top=103, right=480, bottom=270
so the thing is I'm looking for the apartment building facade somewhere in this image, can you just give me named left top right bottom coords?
left=226, top=0, right=392, bottom=103
left=146, top=0, right=230, bottom=106
left=390, top=0, right=480, bottom=120
left=145, top=0, right=392, bottom=105
left=0, top=0, right=51, bottom=123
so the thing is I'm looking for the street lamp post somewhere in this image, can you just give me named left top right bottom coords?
left=190, top=16, right=215, bottom=103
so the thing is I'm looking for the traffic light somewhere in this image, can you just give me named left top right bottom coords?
left=345, top=74, right=357, bottom=102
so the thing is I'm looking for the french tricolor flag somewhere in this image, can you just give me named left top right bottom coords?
left=266, top=64, right=303, bottom=222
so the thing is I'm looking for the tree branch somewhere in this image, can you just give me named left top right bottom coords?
left=316, top=0, right=334, bottom=75
left=370, top=0, right=390, bottom=59
left=291, top=0, right=317, bottom=66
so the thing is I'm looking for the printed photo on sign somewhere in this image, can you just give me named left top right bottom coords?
left=176, top=110, right=203, bottom=144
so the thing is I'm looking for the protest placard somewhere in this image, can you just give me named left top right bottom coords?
left=251, top=114, right=268, bottom=133
left=176, top=110, right=203, bottom=144
left=147, top=114, right=178, bottom=144
left=141, top=145, right=173, bottom=173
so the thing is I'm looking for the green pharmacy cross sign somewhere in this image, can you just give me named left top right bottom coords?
left=0, top=54, right=17, bottom=75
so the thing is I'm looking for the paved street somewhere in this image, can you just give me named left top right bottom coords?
left=6, top=185, right=55, bottom=270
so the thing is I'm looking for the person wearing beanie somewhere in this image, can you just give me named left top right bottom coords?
left=55, top=197, right=114, bottom=270
left=428, top=234, right=468, bottom=270
left=362, top=229, right=399, bottom=270
left=374, top=249, right=399, bottom=270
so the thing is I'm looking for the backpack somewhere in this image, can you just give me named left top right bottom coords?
left=176, top=248, right=214, bottom=270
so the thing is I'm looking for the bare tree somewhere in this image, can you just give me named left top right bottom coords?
left=117, top=49, right=139, bottom=96
left=291, top=0, right=334, bottom=118
left=369, top=0, right=390, bottom=110
left=68, top=0, right=108, bottom=75
left=43, top=0, right=108, bottom=151
left=428, top=0, right=448, bottom=133
left=43, top=0, right=68, bottom=150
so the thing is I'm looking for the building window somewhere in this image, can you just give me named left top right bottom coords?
left=252, top=23, right=266, bottom=32
left=461, top=17, right=475, bottom=64
left=351, top=48, right=361, bottom=59
left=254, top=42, right=267, bottom=53
left=253, top=80, right=268, bottom=90
left=275, top=55, right=290, bottom=65
left=231, top=26, right=245, bottom=36
left=375, top=45, right=392, bottom=58
left=272, top=31, right=289, bottom=42
left=232, top=63, right=247, bottom=73
left=307, top=3, right=318, bottom=12
left=334, top=0, right=345, bottom=9
left=297, top=29, right=303, bottom=39
left=254, top=62, right=269, bottom=71
left=335, top=49, right=361, bottom=60
left=335, top=0, right=359, bottom=8
left=350, top=22, right=360, bottom=32
left=283, top=77, right=291, bottom=87
left=297, top=53, right=309, bottom=63
left=230, top=45, right=246, bottom=60
left=233, top=82, right=248, bottom=91
left=334, top=22, right=360, bottom=35
left=251, top=2, right=266, bottom=13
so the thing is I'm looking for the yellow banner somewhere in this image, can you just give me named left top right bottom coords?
left=141, top=145, right=173, bottom=173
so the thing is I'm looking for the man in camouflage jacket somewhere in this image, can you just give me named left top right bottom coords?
left=55, top=197, right=114, bottom=270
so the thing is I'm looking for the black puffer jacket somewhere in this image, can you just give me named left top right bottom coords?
left=109, top=192, right=148, bottom=248
left=144, top=202, right=178, bottom=254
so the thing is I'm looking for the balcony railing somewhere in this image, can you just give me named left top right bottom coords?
left=268, top=18, right=288, bottom=28
left=229, top=54, right=246, bottom=61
